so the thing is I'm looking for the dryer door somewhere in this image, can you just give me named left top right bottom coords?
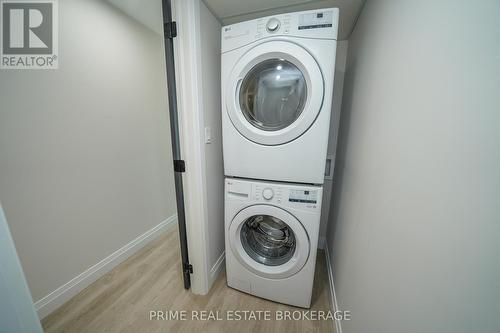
left=226, top=41, right=324, bottom=146
left=228, top=205, right=310, bottom=279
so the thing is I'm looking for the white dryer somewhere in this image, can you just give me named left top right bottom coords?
left=224, top=177, right=322, bottom=308
left=221, top=8, right=339, bottom=184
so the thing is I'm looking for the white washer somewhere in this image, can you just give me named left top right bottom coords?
left=221, top=8, right=339, bottom=184
left=224, top=177, right=322, bottom=308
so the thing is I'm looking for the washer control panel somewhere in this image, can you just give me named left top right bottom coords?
left=289, top=189, right=319, bottom=204
left=246, top=181, right=321, bottom=211
left=254, top=184, right=283, bottom=204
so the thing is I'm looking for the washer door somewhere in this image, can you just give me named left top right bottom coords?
left=228, top=205, right=310, bottom=279
left=226, top=41, right=324, bottom=146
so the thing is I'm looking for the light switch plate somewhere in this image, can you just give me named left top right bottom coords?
left=204, top=126, right=212, bottom=144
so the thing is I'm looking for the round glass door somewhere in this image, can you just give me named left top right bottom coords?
left=228, top=204, right=310, bottom=279
left=239, top=59, right=307, bottom=131
left=226, top=41, right=324, bottom=145
left=240, top=214, right=296, bottom=266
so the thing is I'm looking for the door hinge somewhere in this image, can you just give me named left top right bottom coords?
left=173, top=159, right=185, bottom=173
left=164, top=21, right=177, bottom=39
left=183, top=263, right=193, bottom=274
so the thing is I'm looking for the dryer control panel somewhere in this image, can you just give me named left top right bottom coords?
left=298, top=11, right=335, bottom=30
left=221, top=8, right=339, bottom=53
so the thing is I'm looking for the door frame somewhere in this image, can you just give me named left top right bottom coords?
left=162, top=0, right=193, bottom=290
left=170, top=0, right=212, bottom=294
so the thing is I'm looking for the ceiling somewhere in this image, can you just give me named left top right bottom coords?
left=203, top=0, right=365, bottom=40
left=106, top=0, right=163, bottom=34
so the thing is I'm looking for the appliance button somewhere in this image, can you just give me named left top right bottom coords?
left=262, top=188, right=274, bottom=200
left=266, top=18, right=281, bottom=32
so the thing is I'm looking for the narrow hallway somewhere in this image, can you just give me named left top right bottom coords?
left=42, top=225, right=333, bottom=332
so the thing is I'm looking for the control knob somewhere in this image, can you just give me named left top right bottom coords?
left=266, top=18, right=281, bottom=32
left=262, top=188, right=274, bottom=200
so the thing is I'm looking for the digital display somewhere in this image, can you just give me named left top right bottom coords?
left=289, top=189, right=318, bottom=203
left=298, top=11, right=333, bottom=30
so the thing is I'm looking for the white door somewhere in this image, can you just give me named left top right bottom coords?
left=226, top=41, right=325, bottom=145
left=0, top=204, right=43, bottom=333
left=228, top=205, right=310, bottom=279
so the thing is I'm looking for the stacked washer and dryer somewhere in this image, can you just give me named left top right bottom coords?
left=221, top=8, right=339, bottom=308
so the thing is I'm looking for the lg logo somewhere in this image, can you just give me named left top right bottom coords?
left=1, top=0, right=58, bottom=69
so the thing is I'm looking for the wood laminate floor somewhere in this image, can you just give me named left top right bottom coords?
left=42, top=225, right=334, bottom=332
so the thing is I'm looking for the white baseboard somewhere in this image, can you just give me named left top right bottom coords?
left=34, top=214, right=177, bottom=319
left=209, top=251, right=225, bottom=287
left=325, top=245, right=342, bottom=333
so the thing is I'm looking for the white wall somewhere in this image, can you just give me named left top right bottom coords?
left=0, top=0, right=176, bottom=311
left=327, top=1, right=500, bottom=332
left=200, top=1, right=225, bottom=283
left=318, top=40, right=348, bottom=247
